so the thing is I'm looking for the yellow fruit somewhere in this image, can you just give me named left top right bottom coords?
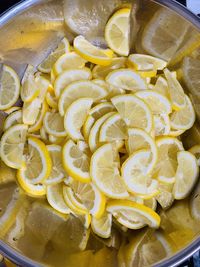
left=46, top=91, right=58, bottom=109
left=91, top=211, right=112, bottom=238
left=43, top=111, right=67, bottom=137
left=3, top=110, right=22, bottom=131
left=153, top=114, right=170, bottom=137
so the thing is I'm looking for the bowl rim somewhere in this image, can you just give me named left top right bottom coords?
left=0, top=0, right=200, bottom=266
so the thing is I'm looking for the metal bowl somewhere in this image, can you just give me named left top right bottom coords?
left=0, top=0, right=200, bottom=266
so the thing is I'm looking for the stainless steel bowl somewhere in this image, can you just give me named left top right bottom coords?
left=0, top=1, right=200, bottom=266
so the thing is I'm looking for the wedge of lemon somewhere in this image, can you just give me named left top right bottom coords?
left=107, top=200, right=160, bottom=228
left=111, top=94, right=153, bottom=132
left=54, top=68, right=92, bottom=98
left=91, top=211, right=112, bottom=238
left=74, top=35, right=113, bottom=66
left=45, top=145, right=67, bottom=185
left=62, top=140, right=91, bottom=183
left=170, top=95, right=195, bottom=130
left=122, top=150, right=158, bottom=198
left=38, top=37, right=70, bottom=73
left=0, top=124, right=27, bottom=169
left=43, top=111, right=67, bottom=137
left=153, top=76, right=169, bottom=98
left=106, top=69, right=147, bottom=91
left=47, top=183, right=71, bottom=214
left=17, top=137, right=52, bottom=184
left=53, top=52, right=87, bottom=75
left=22, top=98, right=42, bottom=125
left=90, top=143, right=128, bottom=199
left=105, top=8, right=130, bottom=56
left=0, top=65, right=20, bottom=110
left=173, top=151, right=199, bottom=200
left=64, top=98, right=93, bottom=141
left=3, top=110, right=22, bottom=131
left=189, top=145, right=200, bottom=166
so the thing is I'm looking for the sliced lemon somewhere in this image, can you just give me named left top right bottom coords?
left=45, top=145, right=66, bottom=185
left=173, top=151, right=199, bottom=200
left=0, top=65, right=20, bottom=110
left=156, top=183, right=174, bottom=210
left=28, top=100, right=48, bottom=133
left=88, top=112, right=115, bottom=152
left=189, top=145, right=200, bottom=166
left=43, top=111, right=67, bottom=137
left=141, top=8, right=188, bottom=61
left=64, top=98, right=93, bottom=141
left=106, top=68, right=147, bottom=91
left=53, top=51, right=87, bottom=75
left=3, top=110, right=22, bottom=131
left=164, top=68, right=186, bottom=110
left=153, top=137, right=184, bottom=184
left=92, top=57, right=126, bottom=79
left=20, top=65, right=40, bottom=102
left=58, top=80, right=107, bottom=116
left=153, top=76, right=169, bottom=98
left=62, top=139, right=91, bottom=183
left=169, top=128, right=185, bottom=137
left=105, top=8, right=130, bottom=56
left=73, top=35, right=113, bottom=66
left=38, top=37, right=70, bottom=73
left=54, top=68, right=92, bottom=98
left=107, top=200, right=160, bottom=228
left=4, top=106, right=20, bottom=115
left=170, top=95, right=195, bottom=130
left=122, top=149, right=158, bottom=197
left=0, top=124, right=27, bottom=169
left=46, top=183, right=71, bottom=214
left=190, top=181, right=200, bottom=220
left=46, top=91, right=58, bottom=110
left=99, top=112, right=127, bottom=142
left=128, top=54, right=167, bottom=71
left=135, top=90, right=172, bottom=115
left=22, top=98, right=42, bottom=125
left=154, top=114, right=170, bottom=137
left=67, top=180, right=106, bottom=218
left=111, top=94, right=153, bottom=132
left=40, top=125, right=49, bottom=143
left=90, top=143, right=128, bottom=199
left=91, top=211, right=112, bottom=238
left=48, top=134, right=66, bottom=145
left=83, top=102, right=115, bottom=140
left=17, top=137, right=52, bottom=184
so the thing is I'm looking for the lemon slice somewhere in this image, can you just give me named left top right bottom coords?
left=90, top=143, right=128, bottom=199
left=47, top=183, right=71, bottom=214
left=58, top=80, right=107, bottom=116
left=189, top=145, right=200, bottom=166
left=106, top=69, right=147, bottom=91
left=40, top=125, right=49, bottom=143
left=17, top=137, right=52, bottom=184
left=54, top=52, right=87, bottom=75
left=20, top=65, right=40, bottom=102
left=128, top=54, right=167, bottom=71
left=105, top=8, right=130, bottom=56
left=92, top=57, right=126, bottom=79
left=156, top=183, right=174, bottom=210
left=48, top=135, right=66, bottom=145
left=135, top=90, right=172, bottom=115
left=88, top=112, right=115, bottom=152
left=164, top=68, right=186, bottom=110
left=64, top=98, right=93, bottom=141
left=3, top=110, right=22, bottom=131
left=91, top=211, right=112, bottom=238
left=153, top=137, right=184, bottom=184
left=46, top=91, right=58, bottom=109
left=170, top=95, right=195, bottom=130
left=99, top=112, right=127, bottom=142
left=141, top=8, right=188, bottom=61
left=107, top=200, right=160, bottom=228
left=22, top=98, right=42, bottom=125
left=0, top=124, right=27, bottom=169
left=28, top=100, right=48, bottom=133
left=62, top=139, right=91, bottom=183
left=0, top=65, right=20, bottom=110
left=169, top=128, right=185, bottom=137
left=173, top=151, right=199, bottom=200
left=54, top=68, right=92, bottom=98
left=111, top=94, right=153, bottom=132
left=4, top=106, right=20, bottom=115
left=153, top=76, right=169, bottom=98
left=38, top=37, right=70, bottom=73
left=83, top=102, right=115, bottom=140
left=73, top=35, right=113, bottom=66
left=190, top=181, right=200, bottom=220
left=45, top=145, right=66, bottom=185
left=122, top=150, right=158, bottom=197
left=43, top=111, right=67, bottom=137
left=154, top=114, right=170, bottom=137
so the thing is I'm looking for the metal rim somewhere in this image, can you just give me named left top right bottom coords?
left=0, top=0, right=200, bottom=266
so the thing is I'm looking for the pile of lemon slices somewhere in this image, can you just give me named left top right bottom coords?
left=0, top=7, right=199, bottom=240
